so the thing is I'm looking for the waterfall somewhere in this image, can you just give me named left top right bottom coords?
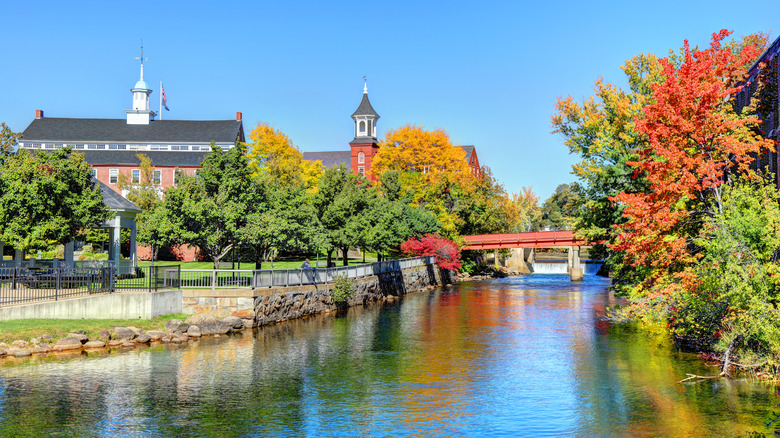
left=531, top=259, right=604, bottom=275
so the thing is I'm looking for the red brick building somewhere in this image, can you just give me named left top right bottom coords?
left=17, top=60, right=245, bottom=261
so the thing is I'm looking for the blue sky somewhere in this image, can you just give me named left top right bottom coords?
left=1, top=1, right=778, bottom=200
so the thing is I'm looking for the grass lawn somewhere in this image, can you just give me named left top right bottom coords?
left=0, top=313, right=190, bottom=344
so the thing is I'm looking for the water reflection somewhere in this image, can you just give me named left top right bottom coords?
left=0, top=274, right=776, bottom=436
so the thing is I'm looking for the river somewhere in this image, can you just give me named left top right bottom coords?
left=0, top=274, right=777, bottom=437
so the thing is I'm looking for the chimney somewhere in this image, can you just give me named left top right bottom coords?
left=36, top=109, right=44, bottom=119
left=236, top=112, right=242, bottom=121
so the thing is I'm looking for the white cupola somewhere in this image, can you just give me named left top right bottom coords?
left=351, top=79, right=380, bottom=140
left=125, top=47, right=156, bottom=125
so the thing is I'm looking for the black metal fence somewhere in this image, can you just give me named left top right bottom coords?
left=0, top=265, right=181, bottom=307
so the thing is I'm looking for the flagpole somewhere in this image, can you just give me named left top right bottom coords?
left=159, top=80, right=163, bottom=120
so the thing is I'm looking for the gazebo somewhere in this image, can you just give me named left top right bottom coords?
left=0, top=179, right=141, bottom=273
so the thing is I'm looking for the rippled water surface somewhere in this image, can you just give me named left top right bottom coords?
left=0, top=274, right=777, bottom=437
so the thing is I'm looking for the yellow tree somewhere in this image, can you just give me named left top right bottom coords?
left=245, top=122, right=322, bottom=188
left=373, top=124, right=473, bottom=238
left=511, top=187, right=542, bottom=232
left=373, top=124, right=470, bottom=184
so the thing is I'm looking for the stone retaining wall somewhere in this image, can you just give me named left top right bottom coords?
left=183, top=263, right=448, bottom=328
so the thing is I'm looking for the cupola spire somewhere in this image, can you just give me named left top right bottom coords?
left=126, top=43, right=156, bottom=125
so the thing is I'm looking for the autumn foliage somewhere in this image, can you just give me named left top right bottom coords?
left=610, top=30, right=775, bottom=294
left=400, top=234, right=462, bottom=271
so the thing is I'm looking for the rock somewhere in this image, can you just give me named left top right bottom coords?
left=29, top=338, right=40, bottom=345
left=134, top=334, right=151, bottom=344
left=67, top=333, right=88, bottom=344
left=121, top=341, right=135, bottom=347
left=146, top=330, right=166, bottom=341
left=113, top=327, right=136, bottom=340
left=98, top=330, right=112, bottom=342
left=161, top=336, right=171, bottom=343
left=176, top=334, right=189, bottom=343
left=0, top=349, right=6, bottom=356
left=84, top=340, right=106, bottom=349
left=222, top=316, right=244, bottom=331
left=73, top=330, right=86, bottom=335
left=185, top=315, right=230, bottom=336
left=241, top=319, right=256, bottom=329
left=127, top=327, right=144, bottom=337
left=231, top=309, right=254, bottom=320
left=186, top=326, right=201, bottom=337
left=12, top=349, right=32, bottom=357
left=165, top=319, right=189, bottom=333
left=0, top=343, right=8, bottom=349
left=171, top=336, right=182, bottom=344
left=11, top=340, right=29, bottom=349
left=54, top=337, right=84, bottom=351
left=42, top=334, right=53, bottom=341
left=31, top=345, right=51, bottom=354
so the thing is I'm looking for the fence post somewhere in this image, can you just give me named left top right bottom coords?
left=212, top=270, right=217, bottom=291
left=12, top=268, right=16, bottom=290
left=55, top=268, right=61, bottom=301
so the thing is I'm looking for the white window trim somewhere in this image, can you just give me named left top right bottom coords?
left=109, top=169, right=118, bottom=184
left=131, top=169, right=140, bottom=185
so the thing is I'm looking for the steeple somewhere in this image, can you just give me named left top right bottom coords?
left=125, top=45, right=156, bottom=125
left=351, top=77, right=379, bottom=140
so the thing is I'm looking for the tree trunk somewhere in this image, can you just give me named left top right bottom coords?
left=327, top=250, right=332, bottom=268
left=342, top=246, right=349, bottom=266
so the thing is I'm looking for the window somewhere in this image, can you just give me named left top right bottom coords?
left=358, top=151, right=365, bottom=164
left=131, top=169, right=140, bottom=184
left=173, top=169, right=181, bottom=185
left=359, top=120, right=366, bottom=135
left=91, top=168, right=97, bottom=178
left=153, top=170, right=162, bottom=185
left=358, top=166, right=365, bottom=177
left=109, top=169, right=118, bottom=184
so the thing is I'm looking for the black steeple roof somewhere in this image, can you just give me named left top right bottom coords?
left=351, top=93, right=380, bottom=119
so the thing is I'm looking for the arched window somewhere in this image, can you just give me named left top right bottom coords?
left=358, top=151, right=365, bottom=164
left=359, top=121, right=366, bottom=135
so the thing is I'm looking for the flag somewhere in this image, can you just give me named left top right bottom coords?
left=161, top=83, right=169, bottom=111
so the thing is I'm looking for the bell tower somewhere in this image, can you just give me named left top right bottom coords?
left=349, top=78, right=380, bottom=181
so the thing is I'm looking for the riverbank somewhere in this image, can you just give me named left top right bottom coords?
left=0, top=262, right=448, bottom=362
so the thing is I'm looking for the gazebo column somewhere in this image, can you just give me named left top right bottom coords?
left=129, top=226, right=137, bottom=268
left=109, top=218, right=121, bottom=265
left=64, top=241, right=75, bottom=267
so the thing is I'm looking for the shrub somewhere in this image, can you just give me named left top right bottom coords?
left=332, top=274, right=354, bottom=306
left=400, top=234, right=462, bottom=271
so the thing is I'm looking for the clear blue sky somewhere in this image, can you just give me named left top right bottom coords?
left=1, top=1, right=778, bottom=200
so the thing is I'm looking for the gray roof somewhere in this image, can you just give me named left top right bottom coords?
left=94, top=178, right=141, bottom=213
left=460, top=145, right=474, bottom=160
left=79, top=150, right=208, bottom=167
left=302, top=151, right=350, bottom=169
left=21, top=118, right=244, bottom=144
left=351, top=93, right=380, bottom=118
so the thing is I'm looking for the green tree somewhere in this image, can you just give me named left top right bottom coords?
left=164, top=143, right=252, bottom=268
left=314, top=166, right=380, bottom=266
left=0, top=148, right=109, bottom=253
left=540, top=182, right=584, bottom=230
left=239, top=179, right=323, bottom=268
left=0, top=123, right=21, bottom=165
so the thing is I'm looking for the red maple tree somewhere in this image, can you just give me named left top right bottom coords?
left=611, top=30, right=774, bottom=293
left=400, top=234, right=462, bottom=271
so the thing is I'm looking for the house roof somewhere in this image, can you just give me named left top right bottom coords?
left=79, top=150, right=208, bottom=167
left=21, top=118, right=244, bottom=144
left=94, top=178, right=141, bottom=213
left=460, top=145, right=475, bottom=160
left=302, top=151, right=350, bottom=169
left=351, top=93, right=380, bottom=118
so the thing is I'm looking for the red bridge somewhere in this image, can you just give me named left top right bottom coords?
left=461, top=230, right=588, bottom=250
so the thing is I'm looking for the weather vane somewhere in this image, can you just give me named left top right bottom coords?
left=135, top=40, right=148, bottom=79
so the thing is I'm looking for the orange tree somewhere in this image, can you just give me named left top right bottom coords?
left=611, top=30, right=774, bottom=300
